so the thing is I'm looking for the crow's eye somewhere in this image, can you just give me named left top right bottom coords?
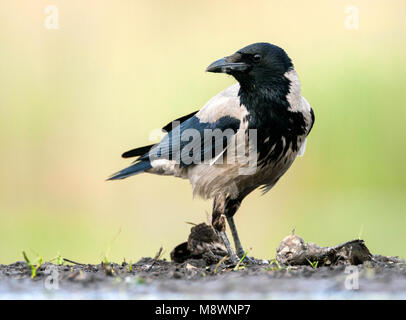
left=253, top=54, right=261, bottom=62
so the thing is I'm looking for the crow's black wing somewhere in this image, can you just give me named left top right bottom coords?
left=141, top=114, right=241, bottom=167
left=161, top=110, right=199, bottom=132
left=121, top=110, right=198, bottom=158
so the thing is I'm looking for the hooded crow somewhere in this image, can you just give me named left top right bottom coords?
left=108, top=42, right=315, bottom=263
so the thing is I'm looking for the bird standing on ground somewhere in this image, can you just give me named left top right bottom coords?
left=108, top=42, right=315, bottom=263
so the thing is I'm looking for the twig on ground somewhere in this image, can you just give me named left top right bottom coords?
left=63, top=258, right=85, bottom=266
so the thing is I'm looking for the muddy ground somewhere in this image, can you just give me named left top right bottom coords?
left=1, top=226, right=406, bottom=299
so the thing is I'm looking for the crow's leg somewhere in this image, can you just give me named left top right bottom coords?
left=212, top=196, right=239, bottom=264
left=223, top=197, right=246, bottom=258
left=226, top=216, right=245, bottom=258
left=226, top=216, right=256, bottom=263
left=218, top=230, right=237, bottom=262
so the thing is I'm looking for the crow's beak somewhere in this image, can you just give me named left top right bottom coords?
left=206, top=56, right=250, bottom=74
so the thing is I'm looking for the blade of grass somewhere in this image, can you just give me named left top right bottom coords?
left=214, top=255, right=228, bottom=274
left=233, top=252, right=247, bottom=271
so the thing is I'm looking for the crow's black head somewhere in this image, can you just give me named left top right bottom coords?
left=206, top=42, right=293, bottom=87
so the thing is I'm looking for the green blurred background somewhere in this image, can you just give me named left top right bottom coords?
left=1, top=0, right=405, bottom=264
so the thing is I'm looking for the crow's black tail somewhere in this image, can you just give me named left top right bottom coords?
left=107, top=160, right=152, bottom=180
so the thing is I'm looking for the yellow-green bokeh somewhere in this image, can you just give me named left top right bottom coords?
left=1, top=1, right=405, bottom=264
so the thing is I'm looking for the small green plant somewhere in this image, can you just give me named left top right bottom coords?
left=233, top=252, right=247, bottom=271
left=267, top=258, right=283, bottom=271
left=306, top=258, right=319, bottom=269
left=269, top=258, right=281, bottom=268
left=49, top=251, right=64, bottom=265
left=102, top=255, right=109, bottom=265
left=128, top=260, right=133, bottom=272
left=22, top=251, right=44, bottom=278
